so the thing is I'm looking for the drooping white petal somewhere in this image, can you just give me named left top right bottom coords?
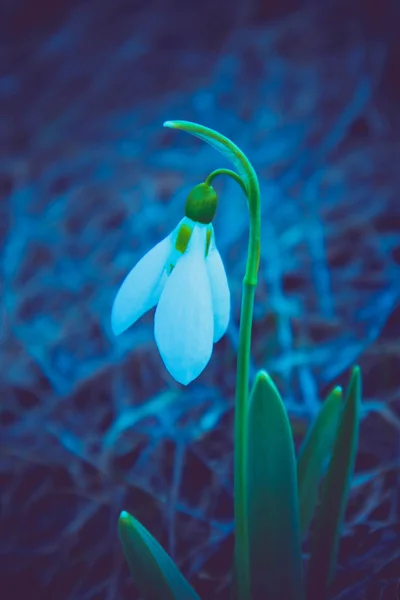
left=206, top=228, right=230, bottom=342
left=154, top=224, right=214, bottom=385
left=111, top=234, right=173, bottom=335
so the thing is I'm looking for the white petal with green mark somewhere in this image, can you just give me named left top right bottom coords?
left=206, top=228, right=230, bottom=342
left=155, top=224, right=214, bottom=385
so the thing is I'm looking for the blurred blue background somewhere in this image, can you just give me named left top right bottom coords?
left=1, top=0, right=400, bottom=598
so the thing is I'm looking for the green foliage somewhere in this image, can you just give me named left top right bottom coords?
left=247, top=371, right=303, bottom=600
left=119, top=367, right=361, bottom=600
left=118, top=511, right=200, bottom=600
left=297, top=386, right=343, bottom=536
left=306, top=367, right=361, bottom=600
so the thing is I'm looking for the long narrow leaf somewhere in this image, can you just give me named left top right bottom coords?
left=297, top=386, right=343, bottom=536
left=247, top=371, right=304, bottom=600
left=118, top=511, right=200, bottom=600
left=306, top=367, right=361, bottom=600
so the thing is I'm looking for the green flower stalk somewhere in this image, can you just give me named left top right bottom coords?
left=163, top=121, right=261, bottom=600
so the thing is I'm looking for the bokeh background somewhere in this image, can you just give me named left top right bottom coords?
left=1, top=0, right=400, bottom=598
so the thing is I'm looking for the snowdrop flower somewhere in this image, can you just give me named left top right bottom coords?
left=111, top=183, right=230, bottom=385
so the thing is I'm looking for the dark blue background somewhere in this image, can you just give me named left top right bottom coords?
left=1, top=0, right=400, bottom=599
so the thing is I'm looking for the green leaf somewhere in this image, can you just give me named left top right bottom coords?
left=306, top=367, right=361, bottom=600
left=247, top=371, right=304, bottom=600
left=297, top=386, right=343, bottom=536
left=118, top=511, right=200, bottom=600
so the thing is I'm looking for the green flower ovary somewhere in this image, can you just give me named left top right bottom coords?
left=184, top=183, right=218, bottom=225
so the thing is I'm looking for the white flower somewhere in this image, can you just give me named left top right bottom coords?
left=111, top=217, right=230, bottom=385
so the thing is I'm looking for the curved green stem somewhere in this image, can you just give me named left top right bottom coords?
left=205, top=168, right=248, bottom=196
left=231, top=169, right=260, bottom=600
left=206, top=168, right=261, bottom=600
left=163, top=120, right=261, bottom=600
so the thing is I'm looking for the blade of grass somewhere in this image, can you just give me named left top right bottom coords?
left=118, top=511, right=200, bottom=600
left=297, top=386, right=343, bottom=536
left=306, top=367, right=361, bottom=600
left=247, top=371, right=304, bottom=600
